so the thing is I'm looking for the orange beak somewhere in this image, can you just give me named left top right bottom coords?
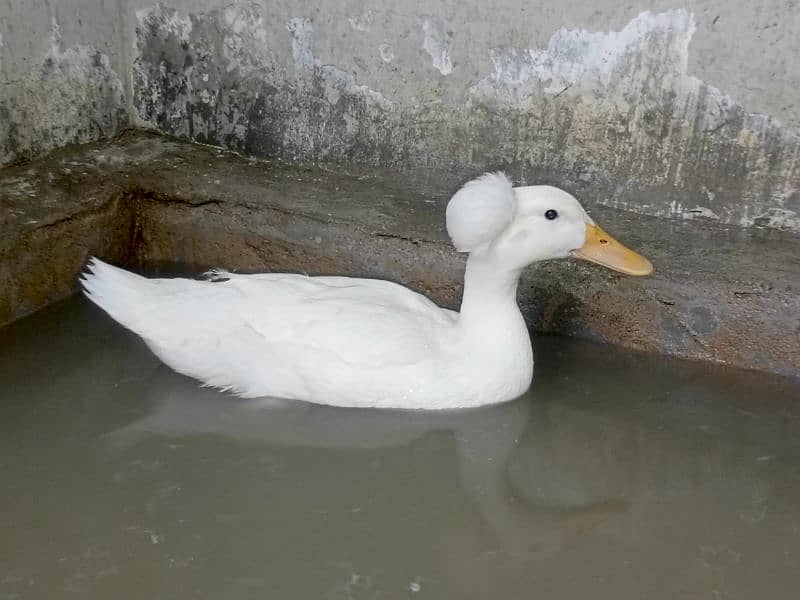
left=571, top=224, right=653, bottom=276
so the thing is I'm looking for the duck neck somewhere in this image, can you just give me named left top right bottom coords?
left=458, top=252, right=523, bottom=323
left=456, top=251, right=534, bottom=396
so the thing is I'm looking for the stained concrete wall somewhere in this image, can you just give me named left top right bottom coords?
left=128, top=1, right=800, bottom=232
left=2, top=1, right=800, bottom=233
left=0, top=0, right=130, bottom=165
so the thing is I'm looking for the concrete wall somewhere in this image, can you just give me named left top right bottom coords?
left=128, top=1, right=800, bottom=232
left=2, top=1, right=800, bottom=233
left=0, top=0, right=130, bottom=165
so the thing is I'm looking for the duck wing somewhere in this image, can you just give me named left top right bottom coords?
left=82, top=259, right=456, bottom=402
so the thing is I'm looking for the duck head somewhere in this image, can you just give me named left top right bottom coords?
left=446, top=172, right=653, bottom=275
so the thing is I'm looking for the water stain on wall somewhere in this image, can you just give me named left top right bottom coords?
left=0, top=19, right=126, bottom=167
left=133, top=5, right=800, bottom=232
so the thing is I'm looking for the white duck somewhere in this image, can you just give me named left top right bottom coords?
left=82, top=172, right=652, bottom=409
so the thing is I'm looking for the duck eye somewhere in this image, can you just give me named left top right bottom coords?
left=544, top=209, right=558, bottom=221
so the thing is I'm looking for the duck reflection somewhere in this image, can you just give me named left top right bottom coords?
left=108, top=368, right=629, bottom=562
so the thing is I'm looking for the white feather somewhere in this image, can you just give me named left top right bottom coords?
left=446, top=172, right=515, bottom=252
left=82, top=259, right=509, bottom=409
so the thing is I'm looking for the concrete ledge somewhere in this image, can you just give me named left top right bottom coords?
left=1, top=131, right=798, bottom=377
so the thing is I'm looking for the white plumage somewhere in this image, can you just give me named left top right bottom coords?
left=446, top=172, right=515, bottom=252
left=82, top=173, right=652, bottom=409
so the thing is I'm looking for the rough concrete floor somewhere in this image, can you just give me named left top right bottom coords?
left=1, top=130, right=798, bottom=378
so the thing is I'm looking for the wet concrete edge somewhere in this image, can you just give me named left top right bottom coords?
left=1, top=130, right=798, bottom=378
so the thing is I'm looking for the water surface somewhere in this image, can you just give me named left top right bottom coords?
left=1, top=298, right=799, bottom=599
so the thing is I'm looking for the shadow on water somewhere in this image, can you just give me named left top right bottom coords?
left=1, top=297, right=799, bottom=599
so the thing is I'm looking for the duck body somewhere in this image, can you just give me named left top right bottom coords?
left=82, top=256, right=533, bottom=409
left=82, top=173, right=651, bottom=410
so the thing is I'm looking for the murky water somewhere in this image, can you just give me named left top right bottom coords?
left=1, top=297, right=799, bottom=599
